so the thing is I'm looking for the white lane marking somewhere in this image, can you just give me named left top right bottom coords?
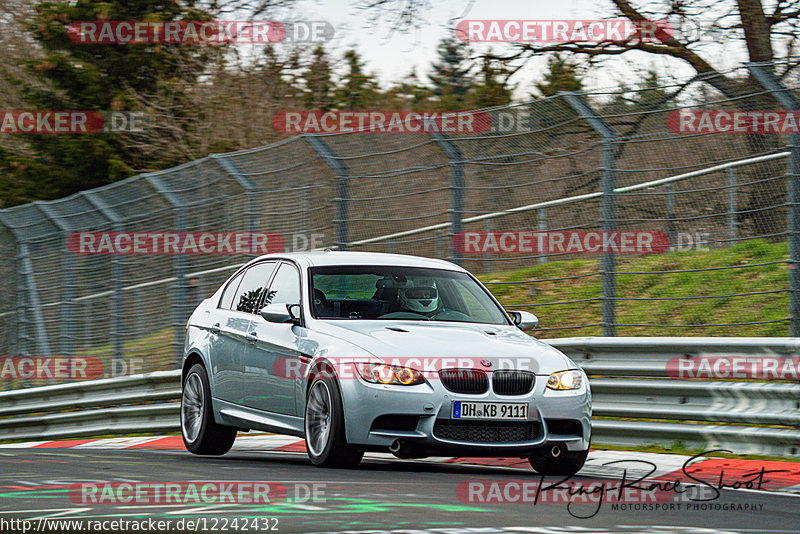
left=0, top=441, right=49, bottom=448
left=232, top=435, right=302, bottom=450
left=74, top=437, right=162, bottom=449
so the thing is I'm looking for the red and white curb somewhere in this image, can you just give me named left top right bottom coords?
left=2, top=435, right=799, bottom=493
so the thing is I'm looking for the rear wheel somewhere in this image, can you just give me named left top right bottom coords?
left=181, top=363, right=237, bottom=455
left=304, top=376, right=363, bottom=468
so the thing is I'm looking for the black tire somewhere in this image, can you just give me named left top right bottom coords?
left=181, top=363, right=237, bottom=455
left=529, top=447, right=589, bottom=476
left=529, top=433, right=591, bottom=476
left=304, top=376, right=363, bottom=468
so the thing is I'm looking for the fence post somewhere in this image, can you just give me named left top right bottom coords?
left=212, top=154, right=260, bottom=251
left=538, top=208, right=547, bottom=264
left=484, top=219, right=492, bottom=273
left=82, top=191, right=127, bottom=362
left=430, top=133, right=464, bottom=266
left=33, top=203, right=73, bottom=359
left=562, top=92, right=618, bottom=336
left=665, top=183, right=676, bottom=248
left=748, top=63, right=800, bottom=337
left=18, top=244, right=51, bottom=358
left=144, top=174, right=188, bottom=365
left=728, top=169, right=737, bottom=243
left=304, top=135, right=350, bottom=250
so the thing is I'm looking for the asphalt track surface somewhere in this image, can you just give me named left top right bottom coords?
left=0, top=445, right=798, bottom=534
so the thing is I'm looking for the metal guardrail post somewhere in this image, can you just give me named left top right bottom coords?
left=430, top=133, right=464, bottom=266
left=562, top=92, right=618, bottom=336
left=748, top=63, right=800, bottom=337
left=304, top=135, right=350, bottom=250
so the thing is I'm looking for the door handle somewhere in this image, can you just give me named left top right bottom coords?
left=246, top=332, right=258, bottom=343
left=210, top=323, right=220, bottom=335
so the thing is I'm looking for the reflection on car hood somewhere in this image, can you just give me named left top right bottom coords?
left=311, top=320, right=572, bottom=374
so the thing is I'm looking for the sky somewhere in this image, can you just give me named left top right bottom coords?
left=247, top=0, right=750, bottom=99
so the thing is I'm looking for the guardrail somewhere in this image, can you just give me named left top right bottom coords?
left=1, top=338, right=798, bottom=457
left=0, top=370, right=180, bottom=441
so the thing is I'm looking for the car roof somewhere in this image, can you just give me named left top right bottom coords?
left=247, top=251, right=465, bottom=271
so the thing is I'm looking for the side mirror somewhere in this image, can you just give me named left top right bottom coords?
left=508, top=310, right=538, bottom=331
left=260, top=303, right=301, bottom=325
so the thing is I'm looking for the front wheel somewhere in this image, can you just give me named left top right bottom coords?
left=304, top=376, right=363, bottom=468
left=181, top=363, right=237, bottom=455
left=529, top=440, right=590, bottom=476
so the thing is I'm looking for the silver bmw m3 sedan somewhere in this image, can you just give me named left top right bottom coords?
left=180, top=251, right=591, bottom=475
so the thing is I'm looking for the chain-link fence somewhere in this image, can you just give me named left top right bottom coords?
left=2, top=60, right=800, bottom=388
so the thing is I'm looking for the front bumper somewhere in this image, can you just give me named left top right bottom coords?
left=339, top=371, right=591, bottom=456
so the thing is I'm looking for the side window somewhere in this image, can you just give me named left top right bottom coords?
left=264, top=263, right=300, bottom=308
left=231, top=262, right=277, bottom=313
left=219, top=271, right=244, bottom=309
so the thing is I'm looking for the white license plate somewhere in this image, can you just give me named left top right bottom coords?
left=452, top=401, right=528, bottom=420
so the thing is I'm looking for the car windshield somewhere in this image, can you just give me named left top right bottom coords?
left=310, top=265, right=509, bottom=325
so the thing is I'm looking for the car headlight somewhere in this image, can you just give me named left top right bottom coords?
left=355, top=363, right=425, bottom=386
left=546, top=370, right=583, bottom=390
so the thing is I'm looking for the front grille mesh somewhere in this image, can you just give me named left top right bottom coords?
left=439, top=368, right=488, bottom=394
left=433, top=420, right=537, bottom=443
left=492, top=370, right=535, bottom=395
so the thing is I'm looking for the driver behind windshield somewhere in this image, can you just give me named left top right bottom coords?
left=397, top=278, right=442, bottom=316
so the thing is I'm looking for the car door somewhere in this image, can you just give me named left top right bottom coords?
left=242, top=261, right=304, bottom=415
left=211, top=261, right=277, bottom=406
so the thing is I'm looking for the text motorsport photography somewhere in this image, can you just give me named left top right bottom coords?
left=457, top=450, right=785, bottom=519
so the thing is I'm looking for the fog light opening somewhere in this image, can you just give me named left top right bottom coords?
left=389, top=440, right=402, bottom=453
left=551, top=445, right=562, bottom=458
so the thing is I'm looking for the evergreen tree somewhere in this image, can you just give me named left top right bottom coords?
left=534, top=54, right=583, bottom=98
left=470, top=53, right=513, bottom=108
left=387, top=69, right=433, bottom=110
left=428, top=37, right=474, bottom=111
left=0, top=0, right=217, bottom=206
left=303, top=45, right=334, bottom=111
left=335, top=49, right=380, bottom=110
